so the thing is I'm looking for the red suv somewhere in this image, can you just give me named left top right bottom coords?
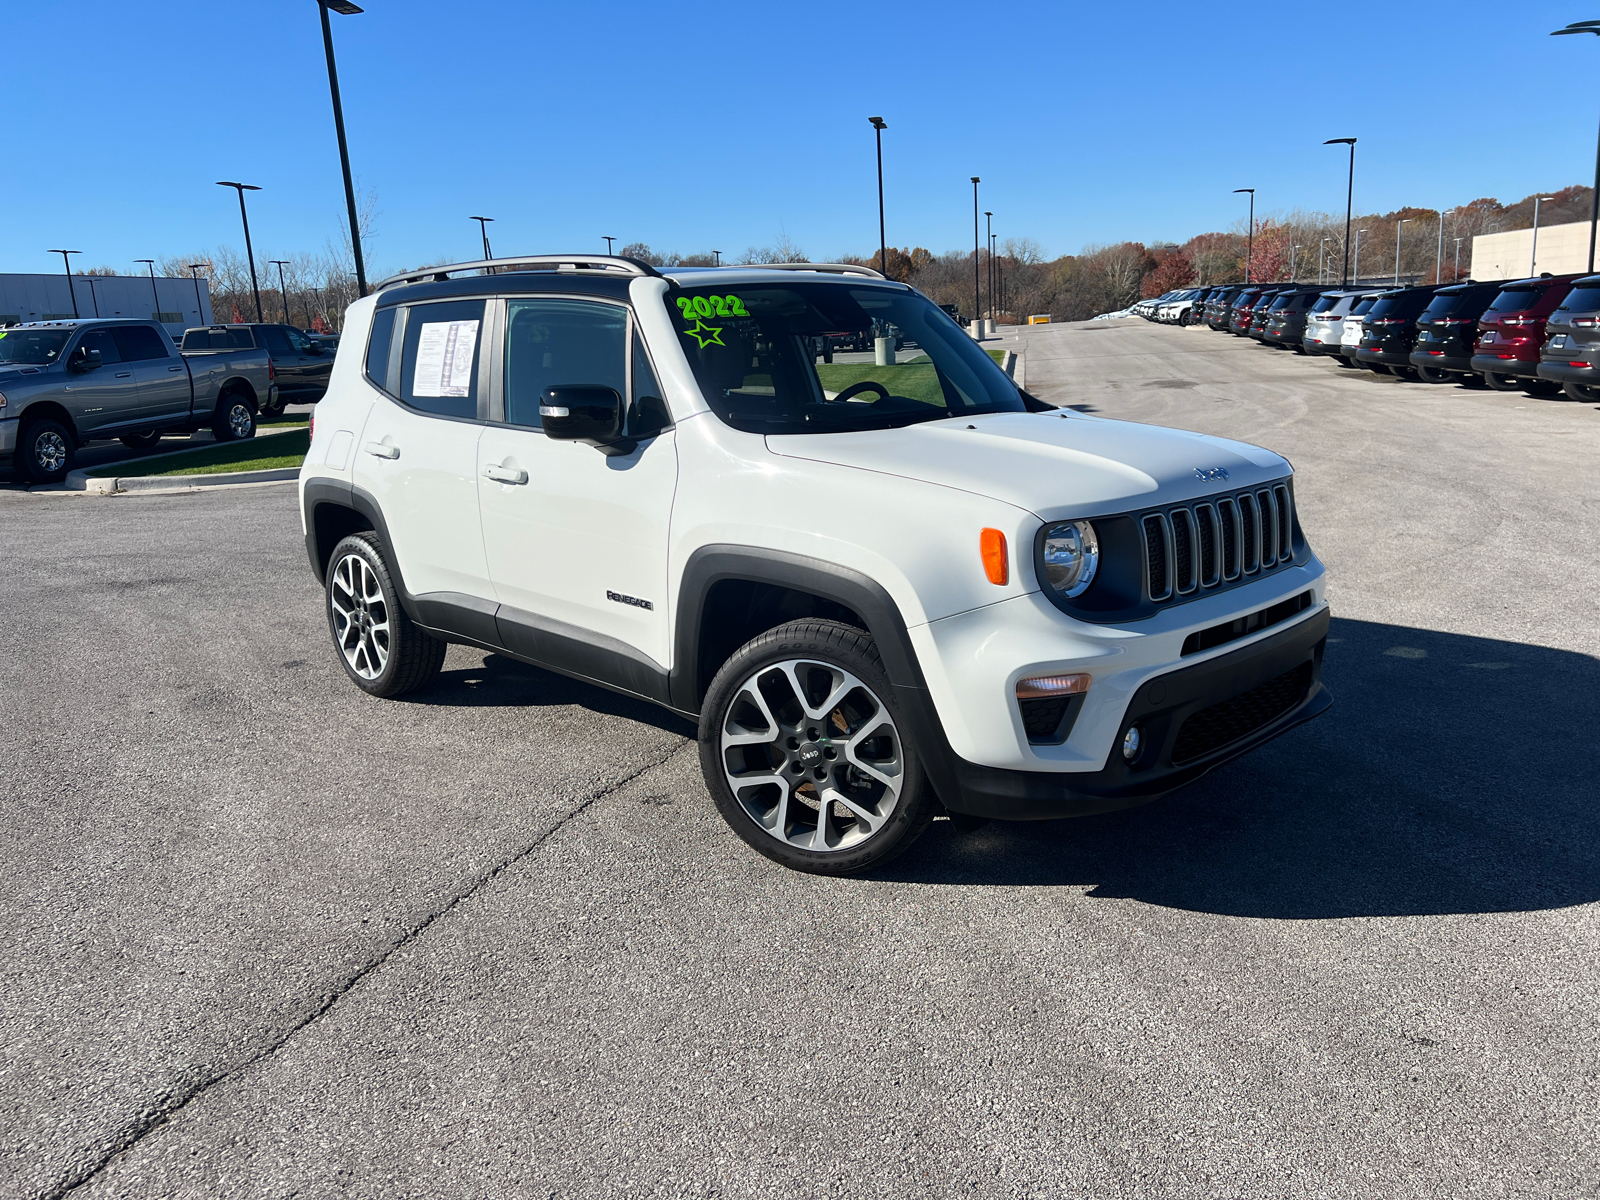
left=1469, top=273, right=1579, bottom=395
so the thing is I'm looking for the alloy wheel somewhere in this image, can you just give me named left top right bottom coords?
left=33, top=431, right=67, bottom=474
left=329, top=552, right=390, bottom=679
left=719, top=658, right=904, bottom=854
left=228, top=402, right=253, bottom=439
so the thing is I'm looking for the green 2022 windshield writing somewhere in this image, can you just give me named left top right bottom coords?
left=676, top=294, right=749, bottom=322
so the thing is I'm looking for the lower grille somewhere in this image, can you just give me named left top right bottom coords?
left=1170, top=661, right=1313, bottom=764
left=1019, top=694, right=1084, bottom=745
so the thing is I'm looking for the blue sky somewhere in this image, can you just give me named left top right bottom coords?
left=5, top=0, right=1596, bottom=275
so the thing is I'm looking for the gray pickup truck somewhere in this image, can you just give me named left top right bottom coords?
left=0, top=318, right=277, bottom=483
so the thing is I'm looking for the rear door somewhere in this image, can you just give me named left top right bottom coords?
left=112, top=324, right=190, bottom=424
left=351, top=298, right=495, bottom=617
left=256, top=324, right=303, bottom=402
left=283, top=325, right=331, bottom=401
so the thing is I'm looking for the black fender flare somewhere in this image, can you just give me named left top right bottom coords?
left=671, top=544, right=963, bottom=805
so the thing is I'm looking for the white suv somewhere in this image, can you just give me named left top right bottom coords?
left=299, top=256, right=1330, bottom=874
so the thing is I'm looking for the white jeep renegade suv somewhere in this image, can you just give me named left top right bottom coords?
left=299, top=256, right=1330, bottom=874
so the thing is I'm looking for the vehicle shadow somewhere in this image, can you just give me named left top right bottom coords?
left=880, top=617, right=1600, bottom=919
left=403, top=653, right=696, bottom=738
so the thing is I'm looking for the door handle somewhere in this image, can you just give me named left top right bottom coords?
left=483, top=463, right=528, bottom=485
left=114, top=372, right=132, bottom=378
left=362, top=441, right=400, bottom=460
left=168, top=365, right=184, bottom=372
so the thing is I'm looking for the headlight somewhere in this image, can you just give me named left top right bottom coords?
left=1042, top=520, right=1099, bottom=598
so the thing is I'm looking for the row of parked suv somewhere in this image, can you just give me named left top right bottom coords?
left=1134, top=278, right=1600, bottom=399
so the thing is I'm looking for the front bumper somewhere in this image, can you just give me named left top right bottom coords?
left=1535, top=359, right=1599, bottom=385
left=1470, top=353, right=1538, bottom=379
left=0, top=417, right=15, bottom=455
left=939, top=607, right=1331, bottom=819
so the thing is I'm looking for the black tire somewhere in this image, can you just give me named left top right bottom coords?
left=211, top=391, right=256, bottom=442
left=119, top=430, right=164, bottom=450
left=1520, top=378, right=1560, bottom=397
left=324, top=533, right=446, bottom=698
left=258, top=398, right=286, bottom=422
left=698, top=619, right=938, bottom=875
left=15, top=417, right=74, bottom=484
left=1335, top=354, right=1360, bottom=368
left=1415, top=364, right=1454, bottom=384
left=1483, top=371, right=1523, bottom=391
left=1563, top=382, right=1600, bottom=403
left=1385, top=364, right=1418, bottom=380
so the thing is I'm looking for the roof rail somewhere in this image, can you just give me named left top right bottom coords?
left=735, top=262, right=887, bottom=280
left=374, top=254, right=663, bottom=291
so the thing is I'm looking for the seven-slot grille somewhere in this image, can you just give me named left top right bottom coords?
left=1140, top=482, right=1295, bottom=602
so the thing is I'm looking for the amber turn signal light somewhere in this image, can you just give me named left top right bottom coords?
left=1015, top=673, right=1090, bottom=699
left=980, top=528, right=1008, bottom=585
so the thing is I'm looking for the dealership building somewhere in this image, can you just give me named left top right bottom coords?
left=0, top=272, right=213, bottom=340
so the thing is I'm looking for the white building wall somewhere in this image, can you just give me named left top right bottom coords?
left=0, top=273, right=213, bottom=337
left=1471, top=220, right=1599, bottom=281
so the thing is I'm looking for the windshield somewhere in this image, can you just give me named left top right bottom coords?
left=668, top=281, right=1026, bottom=434
left=0, top=327, right=72, bottom=365
left=1421, top=292, right=1468, bottom=318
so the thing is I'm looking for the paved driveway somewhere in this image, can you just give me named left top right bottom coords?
left=2, top=321, right=1596, bottom=1198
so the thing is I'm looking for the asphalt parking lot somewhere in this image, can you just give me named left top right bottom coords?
left=3, top=320, right=1597, bottom=1199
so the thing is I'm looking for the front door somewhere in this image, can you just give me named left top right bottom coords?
left=59, top=328, right=129, bottom=436
left=352, top=298, right=495, bottom=626
left=477, top=296, right=678, bottom=676
left=112, top=324, right=191, bottom=425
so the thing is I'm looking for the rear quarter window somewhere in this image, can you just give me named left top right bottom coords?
left=365, top=307, right=397, bottom=393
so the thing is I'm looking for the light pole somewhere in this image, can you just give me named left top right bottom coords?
left=1531, top=196, right=1556, bottom=275
left=971, top=176, right=981, bottom=332
left=48, top=249, right=81, bottom=317
left=471, top=216, right=494, bottom=262
left=991, top=231, right=999, bottom=320
left=269, top=261, right=294, bottom=325
left=216, top=181, right=264, bottom=322
left=712, top=249, right=721, bottom=266
left=870, top=117, right=888, bottom=278
left=1290, top=244, right=1301, bottom=282
left=187, top=264, right=207, bottom=324
left=1551, top=22, right=1600, bottom=273
left=984, top=211, right=993, bottom=317
left=1233, top=189, right=1255, bottom=282
left=1354, top=229, right=1367, bottom=286
left=134, top=259, right=159, bottom=320
left=1436, top=209, right=1453, bottom=284
left=318, top=1, right=368, bottom=296
left=603, top=236, right=616, bottom=255
left=1324, top=137, right=1357, bottom=286
left=84, top=275, right=104, bottom=318
left=1454, top=236, right=1464, bottom=281
left=1319, top=236, right=1328, bottom=285
left=1394, top=218, right=1411, bottom=285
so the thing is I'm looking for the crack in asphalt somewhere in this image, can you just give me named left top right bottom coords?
left=47, top=739, right=692, bottom=1199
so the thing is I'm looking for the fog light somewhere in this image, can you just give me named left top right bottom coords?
left=1121, top=726, right=1141, bottom=761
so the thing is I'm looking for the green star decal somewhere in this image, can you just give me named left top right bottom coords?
left=683, top=318, right=724, bottom=349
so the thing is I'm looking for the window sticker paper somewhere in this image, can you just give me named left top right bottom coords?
left=413, top=319, right=479, bottom=398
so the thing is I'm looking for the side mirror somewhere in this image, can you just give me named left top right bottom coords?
left=306, top=343, right=323, bottom=355
left=68, top=347, right=102, bottom=373
left=540, top=385, right=634, bottom=456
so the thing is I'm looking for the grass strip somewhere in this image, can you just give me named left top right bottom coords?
left=86, top=429, right=309, bottom=478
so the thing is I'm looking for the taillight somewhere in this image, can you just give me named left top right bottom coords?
left=268, top=358, right=276, bottom=380
left=1569, top=361, right=1590, bottom=368
left=1573, top=317, right=1597, bottom=327
left=309, top=415, right=315, bottom=439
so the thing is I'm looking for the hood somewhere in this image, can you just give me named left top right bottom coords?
left=0, top=364, right=47, bottom=387
left=766, top=410, right=1289, bottom=521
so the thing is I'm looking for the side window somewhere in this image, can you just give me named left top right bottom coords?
left=78, top=329, right=122, bottom=364
left=365, top=307, right=396, bottom=392
left=283, top=327, right=313, bottom=354
left=111, top=325, right=169, bottom=361
left=398, top=299, right=484, bottom=419
left=258, top=326, right=293, bottom=356
left=502, top=298, right=626, bottom=429
left=630, top=334, right=671, bottom=438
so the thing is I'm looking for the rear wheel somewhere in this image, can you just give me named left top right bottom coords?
left=1562, top=382, right=1600, bottom=403
left=1335, top=354, right=1360, bottom=368
left=699, top=619, right=938, bottom=875
left=16, top=418, right=73, bottom=484
left=1521, top=378, right=1561, bottom=397
left=1483, top=371, right=1524, bottom=391
left=1386, top=364, right=1419, bottom=380
left=325, top=533, right=446, bottom=697
left=1415, top=364, right=1454, bottom=384
left=211, top=392, right=256, bottom=442
left=119, top=430, right=163, bottom=450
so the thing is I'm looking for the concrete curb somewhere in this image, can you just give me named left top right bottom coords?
left=76, top=467, right=301, bottom=495
left=63, top=427, right=303, bottom=493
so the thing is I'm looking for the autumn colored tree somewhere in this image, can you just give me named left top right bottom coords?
left=1143, top=249, right=1195, bottom=297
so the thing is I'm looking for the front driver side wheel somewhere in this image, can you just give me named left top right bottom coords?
left=16, top=418, right=74, bottom=484
left=698, top=619, right=938, bottom=875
